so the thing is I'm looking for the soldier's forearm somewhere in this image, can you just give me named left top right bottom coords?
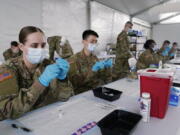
left=0, top=80, right=45, bottom=120
left=32, top=80, right=46, bottom=94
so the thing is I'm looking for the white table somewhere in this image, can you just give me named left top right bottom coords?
left=1, top=79, right=180, bottom=135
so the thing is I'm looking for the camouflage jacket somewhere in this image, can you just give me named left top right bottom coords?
left=0, top=56, right=73, bottom=120
left=115, top=31, right=132, bottom=59
left=136, top=49, right=162, bottom=70
left=3, top=48, right=22, bottom=61
left=68, top=50, right=112, bottom=94
left=48, top=36, right=73, bottom=60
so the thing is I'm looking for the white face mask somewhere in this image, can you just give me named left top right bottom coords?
left=26, top=48, right=46, bottom=64
left=87, top=43, right=96, bottom=52
left=152, top=46, right=158, bottom=52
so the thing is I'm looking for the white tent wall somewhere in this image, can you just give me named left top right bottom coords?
left=91, top=1, right=129, bottom=48
left=91, top=1, right=151, bottom=50
left=0, top=0, right=43, bottom=62
left=0, top=0, right=151, bottom=62
left=42, top=0, right=88, bottom=53
left=152, top=24, right=180, bottom=47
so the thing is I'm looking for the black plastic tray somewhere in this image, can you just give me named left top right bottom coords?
left=98, top=110, right=142, bottom=135
left=93, top=87, right=122, bottom=101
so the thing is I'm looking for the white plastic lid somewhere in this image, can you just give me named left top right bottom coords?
left=142, top=92, right=150, bottom=99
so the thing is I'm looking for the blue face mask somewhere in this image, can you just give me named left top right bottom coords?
left=87, top=43, right=96, bottom=52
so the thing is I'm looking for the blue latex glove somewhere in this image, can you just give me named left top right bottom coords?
left=162, top=46, right=171, bottom=56
left=103, top=59, right=113, bottom=68
left=55, top=58, right=70, bottom=80
left=166, top=46, right=171, bottom=52
left=162, top=50, right=168, bottom=56
left=39, top=64, right=60, bottom=87
left=92, top=61, right=105, bottom=72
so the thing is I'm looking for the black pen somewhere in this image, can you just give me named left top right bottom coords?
left=11, top=123, right=32, bottom=132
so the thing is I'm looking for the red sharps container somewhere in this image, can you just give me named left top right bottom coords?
left=138, top=68, right=174, bottom=119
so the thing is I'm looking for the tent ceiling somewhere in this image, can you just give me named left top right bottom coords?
left=94, top=0, right=180, bottom=24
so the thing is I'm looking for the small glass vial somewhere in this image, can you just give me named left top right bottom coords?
left=140, top=92, right=151, bottom=122
left=159, top=60, right=162, bottom=69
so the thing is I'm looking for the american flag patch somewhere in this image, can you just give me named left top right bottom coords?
left=0, top=72, right=12, bottom=82
left=72, top=122, right=97, bottom=135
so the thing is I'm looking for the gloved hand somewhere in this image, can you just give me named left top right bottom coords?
left=55, top=58, right=70, bottom=80
left=162, top=46, right=171, bottom=56
left=92, top=61, right=105, bottom=72
left=162, top=50, right=168, bottom=56
left=103, top=59, right=113, bottom=68
left=39, top=64, right=60, bottom=87
left=166, top=46, right=171, bottom=52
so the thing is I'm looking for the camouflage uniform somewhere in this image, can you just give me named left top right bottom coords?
left=156, top=47, right=171, bottom=62
left=169, top=47, right=176, bottom=59
left=0, top=56, right=73, bottom=120
left=3, top=49, right=22, bottom=61
left=47, top=36, right=73, bottom=60
left=169, top=47, right=176, bottom=55
left=158, top=47, right=165, bottom=55
left=136, top=49, right=162, bottom=70
left=68, top=50, right=112, bottom=95
left=113, top=31, right=132, bottom=80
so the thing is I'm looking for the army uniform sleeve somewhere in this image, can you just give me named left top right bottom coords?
left=157, top=47, right=165, bottom=56
left=61, top=40, right=74, bottom=59
left=3, top=50, right=11, bottom=61
left=97, top=67, right=112, bottom=85
left=169, top=48, right=174, bottom=55
left=136, top=53, right=149, bottom=69
left=48, top=37, right=57, bottom=61
left=50, top=78, right=74, bottom=102
left=137, top=51, right=160, bottom=70
left=116, top=32, right=132, bottom=59
left=67, top=56, right=81, bottom=90
left=0, top=66, right=46, bottom=120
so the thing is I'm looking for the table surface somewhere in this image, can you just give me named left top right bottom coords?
left=1, top=78, right=180, bottom=135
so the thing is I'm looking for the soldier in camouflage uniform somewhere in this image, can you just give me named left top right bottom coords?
left=156, top=40, right=172, bottom=62
left=137, top=39, right=162, bottom=70
left=3, top=41, right=22, bottom=61
left=113, top=21, right=133, bottom=80
left=158, top=40, right=171, bottom=55
left=68, top=30, right=112, bottom=95
left=47, top=36, right=73, bottom=60
left=0, top=26, right=73, bottom=120
left=169, top=42, right=178, bottom=59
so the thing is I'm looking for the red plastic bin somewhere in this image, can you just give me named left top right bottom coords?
left=138, top=69, right=174, bottom=119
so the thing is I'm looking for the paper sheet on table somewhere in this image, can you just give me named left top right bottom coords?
left=19, top=98, right=119, bottom=135
left=169, top=58, right=180, bottom=64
